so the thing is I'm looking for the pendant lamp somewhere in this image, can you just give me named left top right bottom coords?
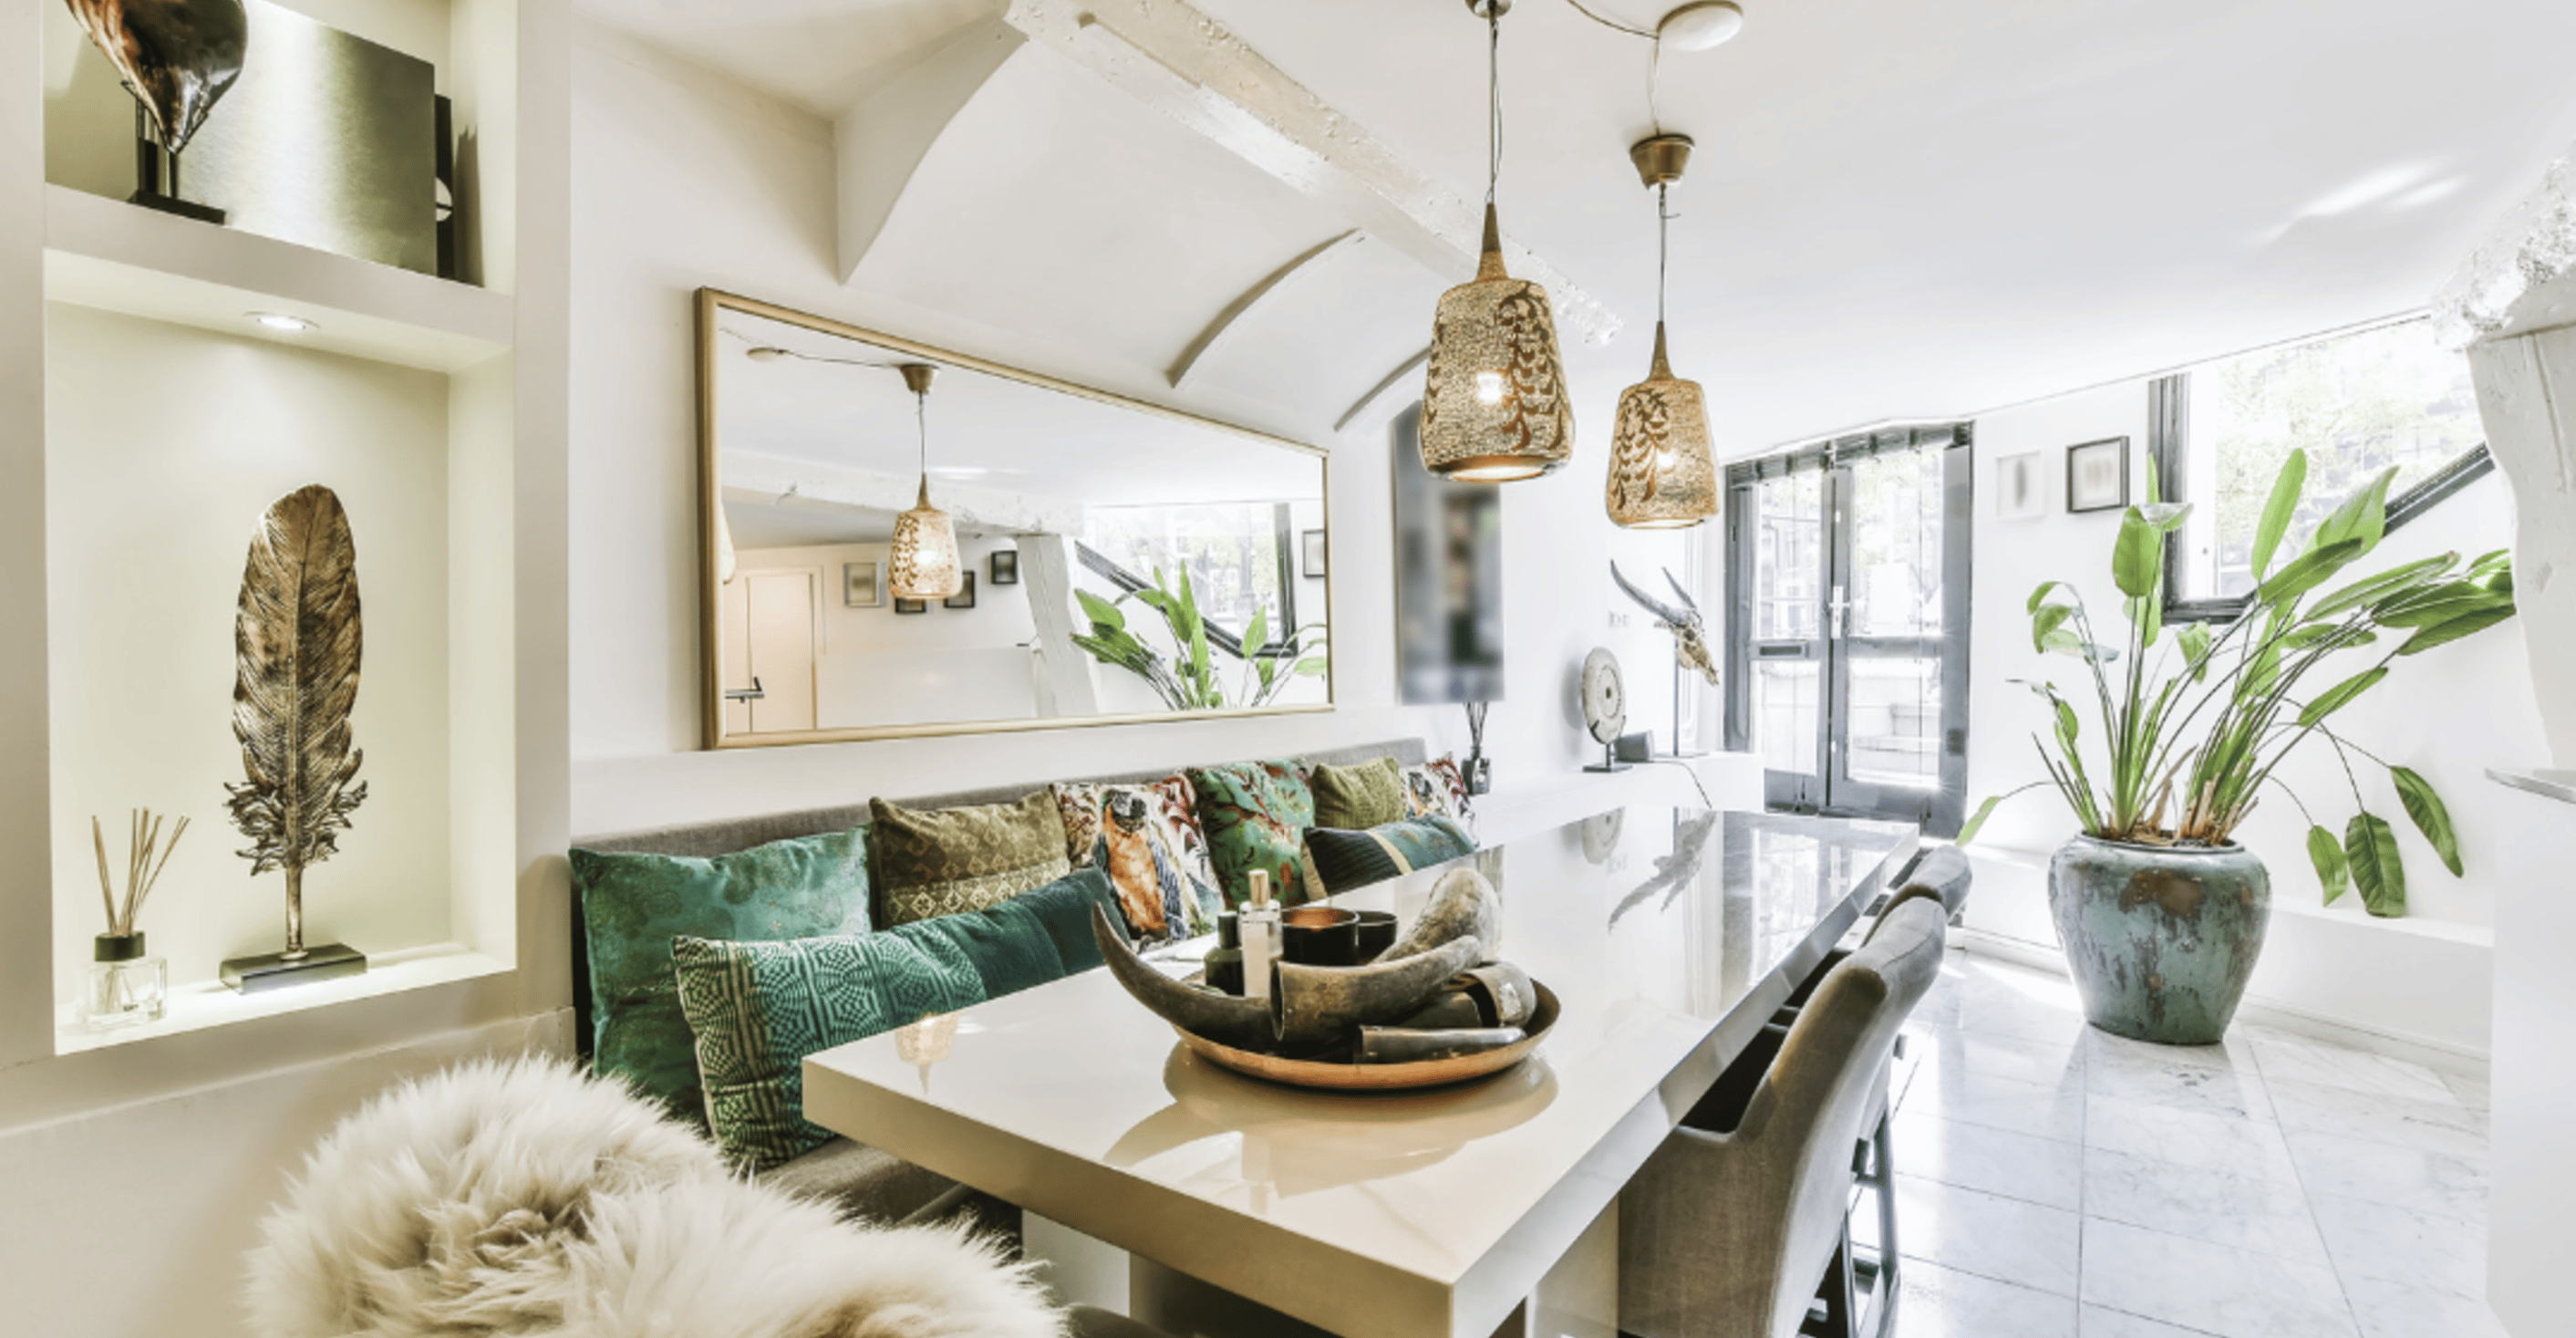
left=1420, top=0, right=1573, bottom=482
left=888, top=363, right=964, bottom=600
left=1606, top=134, right=1717, bottom=530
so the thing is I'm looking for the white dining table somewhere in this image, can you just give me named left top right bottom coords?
left=803, top=806, right=1917, bottom=1338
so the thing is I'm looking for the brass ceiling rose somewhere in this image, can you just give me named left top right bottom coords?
left=1464, top=0, right=1511, bottom=16
left=1630, top=133, right=1694, bottom=188
left=1659, top=1, right=1745, bottom=51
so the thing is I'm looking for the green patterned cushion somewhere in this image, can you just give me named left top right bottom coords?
left=674, top=928, right=986, bottom=1172
left=1310, top=756, right=1408, bottom=831
left=1189, top=759, right=1317, bottom=908
left=670, top=866, right=1125, bottom=1171
left=570, top=832, right=870, bottom=1125
left=1298, top=815, right=1477, bottom=897
left=871, top=792, right=1072, bottom=927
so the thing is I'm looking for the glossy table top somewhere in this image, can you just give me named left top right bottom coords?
left=803, top=807, right=1916, bottom=1338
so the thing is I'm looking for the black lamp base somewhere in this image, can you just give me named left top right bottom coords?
left=222, top=942, right=367, bottom=993
left=128, top=190, right=225, bottom=225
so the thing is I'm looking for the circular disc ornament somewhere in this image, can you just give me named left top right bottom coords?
left=1582, top=648, right=1627, bottom=745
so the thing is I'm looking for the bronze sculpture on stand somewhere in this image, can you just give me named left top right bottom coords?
left=1611, top=562, right=1720, bottom=758
left=66, top=0, right=250, bottom=223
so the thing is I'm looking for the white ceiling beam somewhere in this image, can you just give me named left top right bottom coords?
left=1169, top=229, right=1368, bottom=389
left=1336, top=347, right=1433, bottom=435
left=1004, top=0, right=1621, bottom=347
left=723, top=451, right=1088, bottom=537
left=835, top=17, right=1028, bottom=285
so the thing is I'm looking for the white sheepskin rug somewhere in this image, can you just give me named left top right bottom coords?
left=244, top=1056, right=1063, bottom=1338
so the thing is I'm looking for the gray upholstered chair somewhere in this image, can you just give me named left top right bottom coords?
left=1618, top=897, right=1948, bottom=1338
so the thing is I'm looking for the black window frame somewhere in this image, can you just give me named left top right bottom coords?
left=2152, top=371, right=2498, bottom=625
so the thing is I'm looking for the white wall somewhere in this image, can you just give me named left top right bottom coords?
left=566, top=26, right=1698, bottom=838
left=1961, top=379, right=2569, bottom=1055
left=739, top=537, right=1043, bottom=729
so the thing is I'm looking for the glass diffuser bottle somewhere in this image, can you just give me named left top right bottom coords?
left=80, top=932, right=168, bottom=1030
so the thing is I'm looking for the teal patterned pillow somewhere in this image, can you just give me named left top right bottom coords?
left=1298, top=814, right=1477, bottom=897
left=674, top=928, right=986, bottom=1172
left=571, top=831, right=870, bottom=1125
left=1189, top=759, right=1318, bottom=908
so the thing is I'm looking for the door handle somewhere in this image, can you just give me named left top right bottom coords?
left=724, top=676, right=767, bottom=703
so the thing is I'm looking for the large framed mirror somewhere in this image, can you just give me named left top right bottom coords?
left=696, top=290, right=1333, bottom=748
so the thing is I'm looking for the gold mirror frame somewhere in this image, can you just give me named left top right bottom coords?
left=696, top=288, right=1336, bottom=750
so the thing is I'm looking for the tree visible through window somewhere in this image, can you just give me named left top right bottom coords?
left=2172, top=317, right=2485, bottom=604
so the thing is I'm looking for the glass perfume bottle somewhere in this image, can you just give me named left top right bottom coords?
left=79, top=933, right=168, bottom=1031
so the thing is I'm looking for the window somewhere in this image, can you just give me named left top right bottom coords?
left=2158, top=316, right=2493, bottom=618
left=1081, top=502, right=1301, bottom=654
left=1725, top=425, right=1974, bottom=835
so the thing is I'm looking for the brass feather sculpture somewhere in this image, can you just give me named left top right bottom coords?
left=224, top=484, right=366, bottom=962
left=65, top=0, right=249, bottom=159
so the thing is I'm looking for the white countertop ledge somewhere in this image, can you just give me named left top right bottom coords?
left=2487, top=767, right=2576, bottom=806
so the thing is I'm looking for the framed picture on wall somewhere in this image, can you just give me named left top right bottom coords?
left=843, top=561, right=882, bottom=607
left=2066, top=437, right=2130, bottom=513
left=894, top=596, right=928, bottom=615
left=1302, top=529, right=1327, bottom=577
left=990, top=550, right=1019, bottom=586
left=945, top=571, right=978, bottom=610
left=1995, top=451, right=2045, bottom=520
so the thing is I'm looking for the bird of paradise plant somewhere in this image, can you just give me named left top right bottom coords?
left=1960, top=451, right=2516, bottom=917
left=1072, top=565, right=1327, bottom=712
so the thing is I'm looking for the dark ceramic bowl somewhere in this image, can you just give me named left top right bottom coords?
left=1280, top=906, right=1361, bottom=967
left=1351, top=909, right=1400, bottom=961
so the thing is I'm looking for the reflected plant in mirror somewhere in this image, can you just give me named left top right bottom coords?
left=698, top=290, right=1333, bottom=745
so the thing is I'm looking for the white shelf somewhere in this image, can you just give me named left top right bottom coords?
left=42, top=184, right=513, bottom=374
left=53, top=944, right=512, bottom=1055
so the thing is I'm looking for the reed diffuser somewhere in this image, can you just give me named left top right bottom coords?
left=80, top=809, right=187, bottom=1031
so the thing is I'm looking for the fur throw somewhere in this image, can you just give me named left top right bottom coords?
left=244, top=1056, right=1062, bottom=1338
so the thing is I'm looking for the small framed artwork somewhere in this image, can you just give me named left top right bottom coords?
left=2066, top=437, right=2131, bottom=513
left=1302, top=529, right=1327, bottom=577
left=894, top=596, right=928, bottom=616
left=843, top=561, right=882, bottom=607
left=1995, top=451, right=2046, bottom=520
left=989, top=550, right=1019, bottom=586
left=944, top=571, right=978, bottom=610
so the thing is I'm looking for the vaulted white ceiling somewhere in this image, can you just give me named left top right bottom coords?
left=581, top=0, right=2576, bottom=457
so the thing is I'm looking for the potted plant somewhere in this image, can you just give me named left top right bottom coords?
left=1072, top=565, right=1327, bottom=711
left=1961, top=452, right=2515, bottom=1043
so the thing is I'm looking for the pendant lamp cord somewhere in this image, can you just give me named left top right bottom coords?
left=1657, top=182, right=1671, bottom=327
left=1486, top=6, right=1503, bottom=207
left=915, top=386, right=930, bottom=502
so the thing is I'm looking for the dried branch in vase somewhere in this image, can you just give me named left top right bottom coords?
left=91, top=808, right=188, bottom=938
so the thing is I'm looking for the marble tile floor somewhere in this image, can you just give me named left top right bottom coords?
left=1868, top=948, right=2502, bottom=1338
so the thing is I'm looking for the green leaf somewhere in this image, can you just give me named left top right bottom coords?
left=2177, top=623, right=2214, bottom=681
left=1076, top=589, right=1126, bottom=632
left=2312, top=467, right=2397, bottom=558
left=2397, top=605, right=2517, bottom=656
left=2390, top=766, right=2464, bottom=876
left=2308, top=825, right=2350, bottom=906
left=1957, top=794, right=2007, bottom=845
left=2126, top=591, right=2163, bottom=648
left=2032, top=603, right=2075, bottom=652
left=2137, top=501, right=2193, bottom=532
left=2250, top=449, right=2307, bottom=581
left=2375, top=586, right=2509, bottom=629
left=2113, top=510, right=2164, bottom=598
left=2309, top=554, right=2458, bottom=620
left=1292, top=656, right=1329, bottom=678
left=2027, top=580, right=2068, bottom=615
left=2297, top=668, right=2388, bottom=727
left=2254, top=538, right=2366, bottom=607
left=2345, top=813, right=2407, bottom=918
left=1243, top=605, right=1269, bottom=658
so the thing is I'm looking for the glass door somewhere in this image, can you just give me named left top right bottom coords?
left=1727, top=427, right=1973, bottom=834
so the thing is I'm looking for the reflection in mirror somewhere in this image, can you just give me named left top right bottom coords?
left=699, top=292, right=1332, bottom=745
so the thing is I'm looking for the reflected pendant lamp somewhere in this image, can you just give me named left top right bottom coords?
left=1420, top=0, right=1573, bottom=482
left=1607, top=135, right=1717, bottom=530
left=888, top=362, right=964, bottom=600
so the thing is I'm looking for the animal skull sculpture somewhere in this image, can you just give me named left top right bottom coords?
left=1611, top=562, right=1720, bottom=687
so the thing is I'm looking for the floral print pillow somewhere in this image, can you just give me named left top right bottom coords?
left=1404, top=755, right=1477, bottom=835
left=1050, top=776, right=1221, bottom=943
left=1188, top=759, right=1319, bottom=908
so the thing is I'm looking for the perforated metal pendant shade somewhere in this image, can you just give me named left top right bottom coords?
left=1607, top=321, right=1717, bottom=529
left=1421, top=203, right=1575, bottom=482
left=889, top=362, right=963, bottom=600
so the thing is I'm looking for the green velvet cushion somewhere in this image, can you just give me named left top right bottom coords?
left=871, top=791, right=1073, bottom=928
left=1189, top=759, right=1317, bottom=908
left=1298, top=814, right=1477, bottom=897
left=570, top=831, right=870, bottom=1125
left=672, top=867, right=1124, bottom=1171
left=1310, top=755, right=1409, bottom=831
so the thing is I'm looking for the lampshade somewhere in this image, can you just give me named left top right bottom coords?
left=1607, top=321, right=1717, bottom=529
left=1422, top=203, right=1575, bottom=481
left=888, top=362, right=963, bottom=600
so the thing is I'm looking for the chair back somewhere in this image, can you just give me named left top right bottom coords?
left=1868, top=845, right=1971, bottom=942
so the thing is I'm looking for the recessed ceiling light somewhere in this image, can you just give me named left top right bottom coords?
left=250, top=312, right=317, bottom=333
left=1659, top=1, right=1744, bottom=51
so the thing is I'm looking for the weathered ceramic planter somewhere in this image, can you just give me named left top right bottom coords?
left=2048, top=835, right=2270, bottom=1045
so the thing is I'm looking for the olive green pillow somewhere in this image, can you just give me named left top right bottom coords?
left=570, top=831, right=871, bottom=1126
left=870, top=792, right=1072, bottom=927
left=1310, top=756, right=1409, bottom=831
